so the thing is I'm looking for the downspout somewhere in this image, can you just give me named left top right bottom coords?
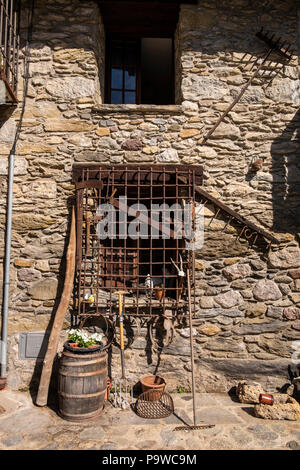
left=1, top=147, right=15, bottom=383
left=0, top=0, right=34, bottom=387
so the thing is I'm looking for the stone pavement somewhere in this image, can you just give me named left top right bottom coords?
left=0, top=389, right=299, bottom=450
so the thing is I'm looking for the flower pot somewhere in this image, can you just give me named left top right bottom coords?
left=155, top=288, right=163, bottom=301
left=64, top=341, right=103, bottom=354
left=140, top=375, right=166, bottom=401
left=259, top=393, right=274, bottom=405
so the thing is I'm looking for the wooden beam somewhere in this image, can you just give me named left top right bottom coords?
left=35, top=206, right=76, bottom=407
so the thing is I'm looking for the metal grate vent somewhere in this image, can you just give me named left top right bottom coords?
left=18, top=331, right=49, bottom=360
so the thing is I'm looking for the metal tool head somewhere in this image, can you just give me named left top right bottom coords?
left=256, top=27, right=293, bottom=60
left=111, top=378, right=134, bottom=410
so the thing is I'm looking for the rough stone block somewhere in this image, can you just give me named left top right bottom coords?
left=236, top=380, right=264, bottom=404
left=254, top=394, right=300, bottom=421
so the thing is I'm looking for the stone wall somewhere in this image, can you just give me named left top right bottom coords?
left=0, top=0, right=299, bottom=392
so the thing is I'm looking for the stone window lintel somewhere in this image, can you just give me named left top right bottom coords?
left=92, top=104, right=183, bottom=115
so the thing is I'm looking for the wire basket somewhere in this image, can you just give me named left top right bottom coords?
left=134, top=390, right=174, bottom=419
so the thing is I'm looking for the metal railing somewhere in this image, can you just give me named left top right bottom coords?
left=0, top=0, right=19, bottom=103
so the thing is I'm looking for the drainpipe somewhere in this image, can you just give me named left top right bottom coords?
left=0, top=148, right=15, bottom=385
left=0, top=0, right=34, bottom=388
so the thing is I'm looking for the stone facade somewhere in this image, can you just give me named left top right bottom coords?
left=0, top=0, right=299, bottom=392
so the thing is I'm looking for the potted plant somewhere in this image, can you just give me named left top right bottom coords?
left=65, top=329, right=104, bottom=353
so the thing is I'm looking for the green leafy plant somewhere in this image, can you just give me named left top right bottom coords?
left=68, top=329, right=103, bottom=348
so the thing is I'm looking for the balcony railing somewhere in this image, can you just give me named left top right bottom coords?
left=0, top=0, right=19, bottom=103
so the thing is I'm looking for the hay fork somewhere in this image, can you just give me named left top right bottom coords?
left=203, top=27, right=293, bottom=142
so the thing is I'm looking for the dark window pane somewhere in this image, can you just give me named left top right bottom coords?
left=124, top=46, right=137, bottom=66
left=111, top=90, right=123, bottom=104
left=111, top=68, right=123, bottom=89
left=124, top=91, right=136, bottom=104
left=111, top=46, right=122, bottom=67
left=124, top=68, right=136, bottom=90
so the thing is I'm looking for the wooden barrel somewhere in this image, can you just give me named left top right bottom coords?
left=58, top=348, right=107, bottom=422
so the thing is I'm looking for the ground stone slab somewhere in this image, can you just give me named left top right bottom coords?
left=254, top=394, right=300, bottom=421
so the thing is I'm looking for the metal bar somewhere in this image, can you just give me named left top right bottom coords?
left=0, top=0, right=19, bottom=102
left=177, top=175, right=279, bottom=245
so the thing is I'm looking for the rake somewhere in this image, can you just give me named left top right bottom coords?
left=174, top=267, right=215, bottom=432
left=203, top=27, right=294, bottom=142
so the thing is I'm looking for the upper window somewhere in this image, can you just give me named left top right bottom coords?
left=106, top=36, right=174, bottom=105
left=100, top=1, right=179, bottom=105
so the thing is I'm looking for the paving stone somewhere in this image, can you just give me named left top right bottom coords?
left=1, top=434, right=23, bottom=447
left=209, top=437, right=237, bottom=450
left=286, top=440, right=300, bottom=450
left=160, top=428, right=179, bottom=446
left=246, top=424, right=279, bottom=441
left=229, top=426, right=254, bottom=447
left=79, top=426, right=106, bottom=440
left=40, top=443, right=59, bottom=450
left=100, top=443, right=117, bottom=450
left=0, top=408, right=53, bottom=433
left=196, top=406, right=243, bottom=425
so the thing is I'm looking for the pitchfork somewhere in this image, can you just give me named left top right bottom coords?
left=203, top=27, right=294, bottom=142
left=111, top=290, right=133, bottom=410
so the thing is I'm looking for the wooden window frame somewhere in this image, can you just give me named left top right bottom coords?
left=105, top=34, right=175, bottom=105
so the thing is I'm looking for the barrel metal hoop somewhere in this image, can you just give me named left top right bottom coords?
left=60, top=358, right=106, bottom=367
left=59, top=407, right=104, bottom=420
left=58, top=389, right=106, bottom=399
left=59, top=366, right=107, bottom=377
left=62, top=350, right=106, bottom=359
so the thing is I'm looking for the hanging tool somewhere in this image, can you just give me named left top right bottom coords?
left=202, top=27, right=293, bottom=143
left=170, top=254, right=185, bottom=302
left=111, top=290, right=133, bottom=409
left=174, top=267, right=214, bottom=431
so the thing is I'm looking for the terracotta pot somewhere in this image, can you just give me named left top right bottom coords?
left=259, top=393, right=274, bottom=405
left=64, top=341, right=103, bottom=354
left=140, top=375, right=166, bottom=401
left=155, top=288, right=163, bottom=301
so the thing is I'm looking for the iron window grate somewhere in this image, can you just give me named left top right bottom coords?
left=72, top=164, right=203, bottom=318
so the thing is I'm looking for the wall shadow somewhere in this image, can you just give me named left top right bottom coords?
left=271, top=108, right=300, bottom=234
left=28, top=195, right=75, bottom=409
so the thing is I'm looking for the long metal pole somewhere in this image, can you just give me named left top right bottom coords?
left=1, top=0, right=33, bottom=382
left=187, top=267, right=196, bottom=426
left=1, top=150, right=14, bottom=378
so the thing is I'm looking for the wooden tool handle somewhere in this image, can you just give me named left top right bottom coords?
left=117, top=292, right=126, bottom=379
left=119, top=294, right=125, bottom=351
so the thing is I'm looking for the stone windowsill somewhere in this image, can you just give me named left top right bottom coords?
left=92, top=104, right=183, bottom=114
